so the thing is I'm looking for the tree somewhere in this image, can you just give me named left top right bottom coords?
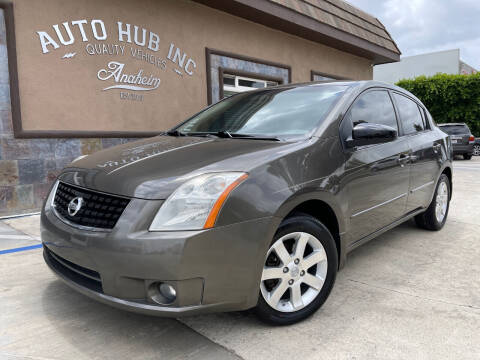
left=396, top=73, right=480, bottom=136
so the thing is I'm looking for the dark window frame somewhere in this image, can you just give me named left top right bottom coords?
left=205, top=48, right=292, bottom=106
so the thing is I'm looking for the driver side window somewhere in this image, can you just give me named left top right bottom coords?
left=350, top=90, right=398, bottom=130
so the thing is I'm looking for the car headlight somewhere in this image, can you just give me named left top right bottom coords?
left=71, top=154, right=88, bottom=163
left=44, top=180, right=59, bottom=211
left=149, top=172, right=248, bottom=231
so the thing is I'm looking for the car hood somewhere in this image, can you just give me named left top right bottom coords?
left=58, top=135, right=294, bottom=199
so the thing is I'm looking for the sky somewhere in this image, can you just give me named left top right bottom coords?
left=348, top=0, right=480, bottom=69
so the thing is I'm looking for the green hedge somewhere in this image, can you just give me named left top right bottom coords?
left=396, top=73, right=480, bottom=136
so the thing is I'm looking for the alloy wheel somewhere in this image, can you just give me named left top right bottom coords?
left=435, top=181, right=449, bottom=223
left=260, top=232, right=328, bottom=312
left=474, top=145, right=480, bottom=156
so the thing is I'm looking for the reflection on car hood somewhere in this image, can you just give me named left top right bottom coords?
left=58, top=135, right=292, bottom=199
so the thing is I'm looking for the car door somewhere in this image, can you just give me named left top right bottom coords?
left=341, top=89, right=411, bottom=243
left=391, top=93, right=440, bottom=211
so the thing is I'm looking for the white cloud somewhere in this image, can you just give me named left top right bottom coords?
left=347, top=0, right=480, bottom=69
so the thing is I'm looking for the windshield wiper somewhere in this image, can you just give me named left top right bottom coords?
left=216, top=130, right=233, bottom=138
left=165, top=130, right=187, bottom=137
left=188, top=131, right=280, bottom=141
left=231, top=134, right=280, bottom=141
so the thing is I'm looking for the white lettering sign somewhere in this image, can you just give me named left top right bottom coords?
left=97, top=61, right=161, bottom=91
left=35, top=19, right=197, bottom=99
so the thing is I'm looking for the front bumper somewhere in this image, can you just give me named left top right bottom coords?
left=41, top=196, right=279, bottom=316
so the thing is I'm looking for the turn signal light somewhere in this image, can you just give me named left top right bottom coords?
left=204, top=174, right=249, bottom=229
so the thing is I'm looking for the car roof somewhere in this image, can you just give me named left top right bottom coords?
left=269, top=80, right=421, bottom=101
left=437, top=123, right=467, bottom=126
left=273, top=80, right=395, bottom=90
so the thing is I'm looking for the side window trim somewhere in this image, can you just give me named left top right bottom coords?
left=421, top=107, right=432, bottom=131
left=387, top=89, right=403, bottom=136
left=390, top=90, right=408, bottom=137
left=418, top=105, right=430, bottom=130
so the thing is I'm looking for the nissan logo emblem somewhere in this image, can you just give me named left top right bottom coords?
left=67, top=197, right=84, bottom=217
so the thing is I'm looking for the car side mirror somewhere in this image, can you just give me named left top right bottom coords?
left=346, top=122, right=397, bottom=148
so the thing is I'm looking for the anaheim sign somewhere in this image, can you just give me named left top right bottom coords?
left=97, top=61, right=161, bottom=91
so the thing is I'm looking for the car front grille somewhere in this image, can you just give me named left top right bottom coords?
left=53, top=182, right=130, bottom=230
left=44, top=246, right=103, bottom=293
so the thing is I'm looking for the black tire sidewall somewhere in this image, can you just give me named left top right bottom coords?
left=254, top=214, right=338, bottom=325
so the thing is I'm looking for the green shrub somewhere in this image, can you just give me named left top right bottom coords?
left=396, top=73, right=480, bottom=136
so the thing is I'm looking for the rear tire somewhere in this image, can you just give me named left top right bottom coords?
left=414, top=174, right=450, bottom=231
left=463, top=154, right=472, bottom=160
left=254, top=213, right=337, bottom=325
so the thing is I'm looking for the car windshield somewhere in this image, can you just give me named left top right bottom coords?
left=175, top=85, right=347, bottom=138
left=439, top=125, right=470, bottom=135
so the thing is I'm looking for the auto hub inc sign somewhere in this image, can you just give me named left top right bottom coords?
left=36, top=20, right=197, bottom=99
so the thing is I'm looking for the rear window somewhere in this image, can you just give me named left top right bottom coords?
left=439, top=125, right=470, bottom=135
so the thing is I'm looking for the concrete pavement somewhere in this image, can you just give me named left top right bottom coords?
left=0, top=221, right=240, bottom=360
left=1, top=157, right=479, bottom=359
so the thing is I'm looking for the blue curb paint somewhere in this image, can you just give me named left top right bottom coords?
left=0, top=244, right=43, bottom=255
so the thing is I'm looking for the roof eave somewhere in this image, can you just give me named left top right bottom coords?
left=192, top=0, right=400, bottom=65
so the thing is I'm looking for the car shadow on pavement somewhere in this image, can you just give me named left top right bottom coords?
left=40, top=280, right=240, bottom=359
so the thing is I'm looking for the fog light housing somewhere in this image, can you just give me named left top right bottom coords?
left=148, top=282, right=177, bottom=305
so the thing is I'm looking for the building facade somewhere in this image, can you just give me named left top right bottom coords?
left=0, top=0, right=399, bottom=216
left=374, top=49, right=477, bottom=84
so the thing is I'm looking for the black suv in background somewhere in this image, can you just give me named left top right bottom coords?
left=438, top=123, right=475, bottom=160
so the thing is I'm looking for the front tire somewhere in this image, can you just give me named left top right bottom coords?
left=254, top=214, right=337, bottom=325
left=414, top=174, right=450, bottom=231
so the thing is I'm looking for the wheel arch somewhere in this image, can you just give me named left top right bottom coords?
left=275, top=194, right=346, bottom=269
left=441, top=166, right=453, bottom=200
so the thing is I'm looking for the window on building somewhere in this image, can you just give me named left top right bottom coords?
left=313, top=74, right=336, bottom=81
left=393, top=93, right=424, bottom=134
left=311, top=72, right=347, bottom=82
left=223, top=73, right=278, bottom=98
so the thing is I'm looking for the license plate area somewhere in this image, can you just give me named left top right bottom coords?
left=451, top=136, right=462, bottom=144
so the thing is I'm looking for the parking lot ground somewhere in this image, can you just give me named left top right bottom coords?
left=1, top=157, right=479, bottom=360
